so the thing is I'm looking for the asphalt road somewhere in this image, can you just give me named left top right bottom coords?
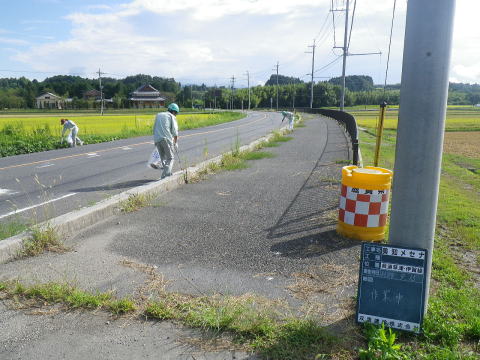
left=0, top=115, right=358, bottom=359
left=0, top=111, right=282, bottom=225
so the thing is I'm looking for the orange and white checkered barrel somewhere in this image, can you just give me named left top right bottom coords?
left=337, top=166, right=393, bottom=242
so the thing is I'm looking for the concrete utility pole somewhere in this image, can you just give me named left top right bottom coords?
left=388, top=0, right=456, bottom=311
left=190, top=85, right=194, bottom=109
left=340, top=0, right=350, bottom=111
left=334, top=0, right=379, bottom=111
left=97, top=68, right=105, bottom=115
left=230, top=75, right=236, bottom=110
left=272, top=62, right=280, bottom=110
left=245, top=71, right=251, bottom=111
left=305, top=40, right=316, bottom=108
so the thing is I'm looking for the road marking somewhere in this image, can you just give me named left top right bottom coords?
left=36, top=163, right=54, bottom=169
left=122, top=146, right=132, bottom=150
left=0, top=188, right=18, bottom=196
left=87, top=153, right=100, bottom=157
left=0, top=113, right=269, bottom=171
left=0, top=193, right=77, bottom=220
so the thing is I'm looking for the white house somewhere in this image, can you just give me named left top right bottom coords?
left=36, top=92, right=64, bottom=109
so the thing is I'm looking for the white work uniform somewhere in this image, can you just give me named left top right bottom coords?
left=153, top=111, right=178, bottom=179
left=62, top=120, right=82, bottom=147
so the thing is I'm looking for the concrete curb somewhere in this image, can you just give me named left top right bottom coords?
left=0, top=127, right=289, bottom=264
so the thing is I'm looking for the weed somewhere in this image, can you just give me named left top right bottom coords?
left=335, top=159, right=351, bottom=165
left=240, top=151, right=275, bottom=161
left=108, top=298, right=136, bottom=314
left=0, top=220, right=28, bottom=241
left=359, top=323, right=407, bottom=360
left=19, top=225, right=65, bottom=257
left=119, top=193, right=152, bottom=212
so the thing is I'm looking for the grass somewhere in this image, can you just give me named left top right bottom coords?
left=358, top=116, right=480, bottom=358
left=0, top=279, right=337, bottom=359
left=0, top=220, right=28, bottom=241
left=18, top=225, right=66, bottom=258
left=118, top=193, right=153, bottom=213
left=0, top=111, right=246, bottom=157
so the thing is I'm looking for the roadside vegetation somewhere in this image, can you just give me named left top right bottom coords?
left=17, top=225, right=66, bottom=258
left=0, top=111, right=245, bottom=157
left=355, top=108, right=480, bottom=359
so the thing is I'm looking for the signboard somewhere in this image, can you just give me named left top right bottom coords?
left=356, top=243, right=428, bottom=333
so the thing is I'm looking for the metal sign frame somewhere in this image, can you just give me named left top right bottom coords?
left=356, top=243, right=428, bottom=333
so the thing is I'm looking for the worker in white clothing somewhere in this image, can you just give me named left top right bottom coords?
left=60, top=118, right=83, bottom=147
left=281, top=111, right=295, bottom=130
left=153, top=103, right=179, bottom=179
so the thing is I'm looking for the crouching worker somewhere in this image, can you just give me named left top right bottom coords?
left=60, top=118, right=83, bottom=147
left=281, top=111, right=295, bottom=131
left=153, top=103, right=179, bottom=179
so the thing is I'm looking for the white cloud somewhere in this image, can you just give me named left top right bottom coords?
left=0, top=37, right=29, bottom=46
left=9, top=0, right=480, bottom=84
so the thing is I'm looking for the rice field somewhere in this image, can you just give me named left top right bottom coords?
left=0, top=112, right=244, bottom=137
left=351, top=107, right=480, bottom=131
left=0, top=111, right=246, bottom=157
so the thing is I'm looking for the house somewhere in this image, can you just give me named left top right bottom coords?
left=36, top=92, right=64, bottom=109
left=83, top=89, right=102, bottom=101
left=129, top=84, right=165, bottom=108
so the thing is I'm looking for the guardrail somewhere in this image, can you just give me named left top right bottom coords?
left=296, top=108, right=359, bottom=166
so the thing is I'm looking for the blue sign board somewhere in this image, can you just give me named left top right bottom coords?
left=356, top=243, right=428, bottom=333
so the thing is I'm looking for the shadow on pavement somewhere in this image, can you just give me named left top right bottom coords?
left=270, top=229, right=359, bottom=259
left=267, top=121, right=359, bottom=259
left=72, top=179, right=154, bottom=192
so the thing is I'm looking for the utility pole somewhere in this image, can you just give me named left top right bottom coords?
left=190, top=85, right=194, bottom=109
left=340, top=0, right=349, bottom=111
left=292, top=82, right=296, bottom=109
left=388, top=0, right=456, bottom=312
left=245, top=71, right=251, bottom=111
left=333, top=0, right=380, bottom=111
left=305, top=40, right=316, bottom=108
left=230, top=75, right=236, bottom=110
left=97, top=68, right=106, bottom=115
left=272, top=62, right=280, bottom=110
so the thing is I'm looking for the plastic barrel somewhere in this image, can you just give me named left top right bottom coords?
left=337, top=166, right=393, bottom=241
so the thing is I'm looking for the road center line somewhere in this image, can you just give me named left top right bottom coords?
left=0, top=193, right=77, bottom=220
left=0, top=114, right=268, bottom=171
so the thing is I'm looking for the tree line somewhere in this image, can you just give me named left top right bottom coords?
left=0, top=73, right=478, bottom=110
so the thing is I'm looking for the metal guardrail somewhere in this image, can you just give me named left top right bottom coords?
left=296, top=108, right=359, bottom=166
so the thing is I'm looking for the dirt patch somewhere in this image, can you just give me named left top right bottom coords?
left=443, top=131, right=480, bottom=158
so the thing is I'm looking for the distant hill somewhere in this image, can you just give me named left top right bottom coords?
left=328, top=75, right=374, bottom=92
left=265, top=74, right=304, bottom=86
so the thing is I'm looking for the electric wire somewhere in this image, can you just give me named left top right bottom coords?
left=383, top=0, right=397, bottom=99
left=347, top=0, right=357, bottom=51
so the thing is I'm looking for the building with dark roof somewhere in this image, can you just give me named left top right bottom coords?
left=129, top=84, right=165, bottom=108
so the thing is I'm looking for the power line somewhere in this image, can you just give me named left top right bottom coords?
left=383, top=0, right=397, bottom=99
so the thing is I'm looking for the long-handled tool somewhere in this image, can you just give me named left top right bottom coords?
left=174, top=144, right=188, bottom=184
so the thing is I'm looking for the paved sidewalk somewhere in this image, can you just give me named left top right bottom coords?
left=0, top=115, right=361, bottom=359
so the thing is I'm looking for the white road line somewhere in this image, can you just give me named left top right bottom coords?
left=87, top=153, right=99, bottom=157
left=0, top=193, right=77, bottom=220
left=0, top=188, right=18, bottom=196
left=122, top=146, right=132, bottom=150
left=36, top=163, right=54, bottom=169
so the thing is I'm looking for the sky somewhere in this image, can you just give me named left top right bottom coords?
left=0, top=0, right=478, bottom=88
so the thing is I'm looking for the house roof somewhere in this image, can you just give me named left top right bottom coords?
left=36, top=92, right=61, bottom=99
left=129, top=96, right=165, bottom=102
left=84, top=89, right=102, bottom=96
left=135, top=84, right=159, bottom=93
